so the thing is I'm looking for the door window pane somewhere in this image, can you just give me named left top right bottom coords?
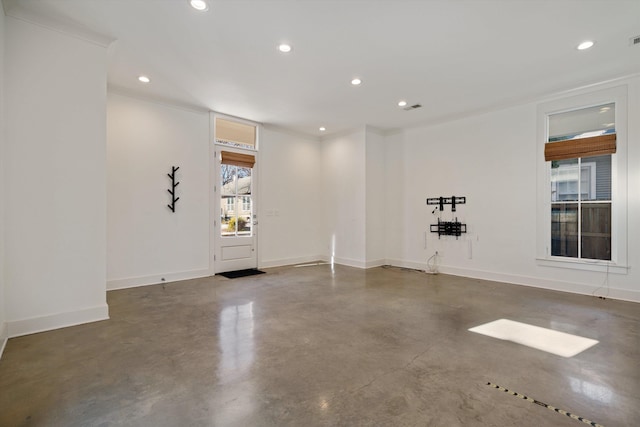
left=221, top=165, right=236, bottom=196
left=237, top=167, right=251, bottom=195
left=220, top=164, right=252, bottom=237
left=221, top=197, right=236, bottom=236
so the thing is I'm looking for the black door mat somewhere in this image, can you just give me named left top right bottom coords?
left=218, top=269, right=266, bottom=279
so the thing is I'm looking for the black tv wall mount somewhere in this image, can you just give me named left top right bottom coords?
left=430, top=218, right=467, bottom=239
left=426, top=196, right=466, bottom=212
left=428, top=195, right=467, bottom=239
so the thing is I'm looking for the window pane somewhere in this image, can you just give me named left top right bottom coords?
left=238, top=216, right=251, bottom=236
left=237, top=167, right=252, bottom=195
left=580, top=165, right=591, bottom=200
left=221, top=165, right=236, bottom=196
left=215, top=118, right=256, bottom=148
left=219, top=162, right=252, bottom=237
left=582, top=155, right=611, bottom=201
left=221, top=196, right=236, bottom=236
left=581, top=203, right=611, bottom=260
left=551, top=158, right=579, bottom=202
left=551, top=203, right=578, bottom=258
left=549, top=103, right=615, bottom=141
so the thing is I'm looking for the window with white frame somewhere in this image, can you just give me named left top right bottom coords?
left=536, top=87, right=628, bottom=272
left=226, top=196, right=235, bottom=214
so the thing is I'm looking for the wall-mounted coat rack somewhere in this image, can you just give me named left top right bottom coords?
left=430, top=218, right=467, bottom=239
left=427, top=196, right=466, bottom=212
left=167, top=166, right=180, bottom=212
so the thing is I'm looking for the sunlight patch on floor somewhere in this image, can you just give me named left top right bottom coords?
left=469, top=319, right=598, bottom=357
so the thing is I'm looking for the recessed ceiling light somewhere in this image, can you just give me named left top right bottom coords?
left=351, top=78, right=362, bottom=86
left=577, top=40, right=594, bottom=50
left=278, top=44, right=292, bottom=53
left=189, top=0, right=208, bottom=11
left=138, top=75, right=150, bottom=83
left=398, top=100, right=407, bottom=107
left=599, top=106, right=611, bottom=112
left=319, top=127, right=326, bottom=132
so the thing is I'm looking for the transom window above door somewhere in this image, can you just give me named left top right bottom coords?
left=215, top=117, right=256, bottom=149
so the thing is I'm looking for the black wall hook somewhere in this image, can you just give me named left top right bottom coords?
left=167, top=166, right=180, bottom=212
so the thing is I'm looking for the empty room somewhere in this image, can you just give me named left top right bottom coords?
left=0, top=1, right=639, bottom=426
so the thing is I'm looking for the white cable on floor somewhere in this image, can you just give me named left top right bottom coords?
left=425, top=251, right=439, bottom=274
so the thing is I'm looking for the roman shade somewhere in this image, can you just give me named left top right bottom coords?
left=545, top=134, right=616, bottom=162
left=221, top=151, right=255, bottom=168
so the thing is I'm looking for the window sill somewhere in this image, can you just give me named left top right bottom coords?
left=536, top=257, right=629, bottom=274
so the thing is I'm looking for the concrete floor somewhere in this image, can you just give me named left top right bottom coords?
left=0, top=265, right=638, bottom=427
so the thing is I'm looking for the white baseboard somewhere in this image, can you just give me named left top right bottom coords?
left=438, top=265, right=640, bottom=303
left=384, top=259, right=640, bottom=303
left=259, top=255, right=326, bottom=269
left=332, top=256, right=367, bottom=269
left=107, top=269, right=210, bottom=291
left=385, top=259, right=427, bottom=271
left=7, top=304, right=110, bottom=338
left=0, top=322, right=7, bottom=360
left=311, top=256, right=386, bottom=270
left=365, top=258, right=386, bottom=269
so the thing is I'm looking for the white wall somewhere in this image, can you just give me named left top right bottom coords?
left=365, top=127, right=386, bottom=266
left=4, top=17, right=109, bottom=336
left=0, top=4, right=7, bottom=353
left=259, top=126, right=323, bottom=267
left=106, top=92, right=210, bottom=289
left=386, top=76, right=640, bottom=302
left=321, top=129, right=367, bottom=267
left=384, top=131, right=409, bottom=263
left=107, top=95, right=327, bottom=282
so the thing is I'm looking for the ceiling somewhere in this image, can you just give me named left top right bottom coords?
left=5, top=0, right=640, bottom=137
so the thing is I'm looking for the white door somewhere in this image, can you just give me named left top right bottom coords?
left=214, top=147, right=258, bottom=273
left=212, top=116, right=259, bottom=273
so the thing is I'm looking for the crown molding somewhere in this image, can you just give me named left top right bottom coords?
left=3, top=1, right=115, bottom=47
left=319, top=126, right=367, bottom=142
left=261, top=123, right=320, bottom=142
left=399, top=72, right=640, bottom=134
left=108, top=84, right=210, bottom=114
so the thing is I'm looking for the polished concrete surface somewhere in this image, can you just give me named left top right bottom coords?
left=1, top=265, right=638, bottom=426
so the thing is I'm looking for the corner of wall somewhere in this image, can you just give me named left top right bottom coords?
left=0, top=0, right=7, bottom=359
left=0, top=326, right=7, bottom=360
left=5, top=15, right=108, bottom=336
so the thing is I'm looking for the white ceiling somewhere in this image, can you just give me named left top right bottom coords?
left=5, top=0, right=640, bottom=137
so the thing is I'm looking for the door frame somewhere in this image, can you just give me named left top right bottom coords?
left=209, top=113, right=260, bottom=275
